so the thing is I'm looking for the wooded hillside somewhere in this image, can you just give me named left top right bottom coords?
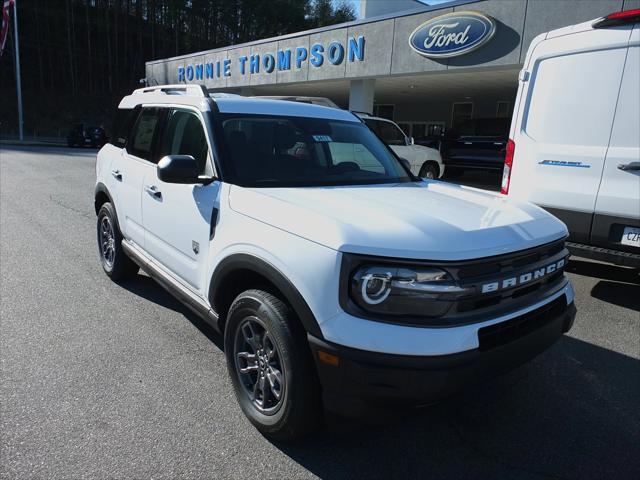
left=0, top=0, right=354, bottom=139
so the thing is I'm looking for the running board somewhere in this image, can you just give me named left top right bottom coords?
left=567, top=242, right=640, bottom=268
left=122, top=240, right=221, bottom=331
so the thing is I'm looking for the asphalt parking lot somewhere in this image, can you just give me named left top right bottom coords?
left=1, top=145, right=639, bottom=479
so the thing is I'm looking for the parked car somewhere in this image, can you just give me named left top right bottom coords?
left=256, top=97, right=444, bottom=179
left=67, top=124, right=108, bottom=148
left=414, top=135, right=442, bottom=151
left=358, top=114, right=444, bottom=179
left=441, top=118, right=510, bottom=176
left=95, top=84, right=576, bottom=440
left=503, top=9, right=640, bottom=267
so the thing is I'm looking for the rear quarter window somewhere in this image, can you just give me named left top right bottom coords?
left=109, top=107, right=139, bottom=148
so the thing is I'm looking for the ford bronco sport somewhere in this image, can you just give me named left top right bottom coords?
left=95, top=85, right=576, bottom=440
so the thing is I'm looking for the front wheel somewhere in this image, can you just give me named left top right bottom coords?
left=419, top=162, right=439, bottom=179
left=97, top=202, right=139, bottom=281
left=224, top=289, right=322, bottom=441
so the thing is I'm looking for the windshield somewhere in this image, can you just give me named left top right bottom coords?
left=215, top=114, right=412, bottom=187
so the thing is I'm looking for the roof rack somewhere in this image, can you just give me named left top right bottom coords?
left=132, top=84, right=210, bottom=98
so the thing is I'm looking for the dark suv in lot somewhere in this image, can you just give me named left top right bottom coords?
left=67, top=124, right=108, bottom=148
left=441, top=118, right=510, bottom=176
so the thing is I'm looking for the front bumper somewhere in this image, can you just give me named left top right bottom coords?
left=309, top=295, right=576, bottom=414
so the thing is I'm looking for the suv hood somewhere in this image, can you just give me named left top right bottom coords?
left=229, top=182, right=567, bottom=260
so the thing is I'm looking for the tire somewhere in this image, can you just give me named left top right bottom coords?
left=224, top=289, right=323, bottom=441
left=97, top=202, right=139, bottom=281
left=419, top=162, right=439, bottom=179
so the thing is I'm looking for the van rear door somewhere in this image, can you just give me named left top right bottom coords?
left=508, top=27, right=631, bottom=243
left=592, top=25, right=640, bottom=253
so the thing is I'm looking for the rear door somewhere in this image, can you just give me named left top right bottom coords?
left=111, top=107, right=162, bottom=248
left=141, top=107, right=219, bottom=292
left=592, top=26, right=640, bottom=252
left=508, top=27, right=632, bottom=243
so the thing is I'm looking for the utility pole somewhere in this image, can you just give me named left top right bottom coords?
left=13, top=0, right=23, bottom=140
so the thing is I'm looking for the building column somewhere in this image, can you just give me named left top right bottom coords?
left=348, top=79, right=375, bottom=115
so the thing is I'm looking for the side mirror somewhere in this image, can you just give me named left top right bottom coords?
left=409, top=136, right=415, bottom=145
left=157, top=155, right=214, bottom=184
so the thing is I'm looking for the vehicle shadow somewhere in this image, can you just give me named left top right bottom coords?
left=567, top=259, right=640, bottom=311
left=117, top=268, right=639, bottom=479
left=591, top=281, right=640, bottom=312
left=566, top=259, right=640, bottom=284
left=273, top=337, right=640, bottom=479
left=118, top=273, right=225, bottom=350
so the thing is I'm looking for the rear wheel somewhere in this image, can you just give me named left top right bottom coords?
left=97, top=202, right=139, bottom=281
left=224, top=289, right=322, bottom=441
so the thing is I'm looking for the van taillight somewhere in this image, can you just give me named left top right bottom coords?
left=593, top=9, right=640, bottom=28
left=501, top=139, right=515, bottom=195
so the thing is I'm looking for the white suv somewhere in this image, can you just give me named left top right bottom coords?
left=95, top=85, right=576, bottom=440
left=358, top=114, right=445, bottom=179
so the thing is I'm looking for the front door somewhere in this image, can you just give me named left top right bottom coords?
left=141, top=107, right=219, bottom=292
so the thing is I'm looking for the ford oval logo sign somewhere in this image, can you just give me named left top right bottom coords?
left=409, top=11, right=496, bottom=59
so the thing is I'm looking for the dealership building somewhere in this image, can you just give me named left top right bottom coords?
left=145, top=0, right=639, bottom=139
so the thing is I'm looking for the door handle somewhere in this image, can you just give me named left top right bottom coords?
left=111, top=169, right=122, bottom=181
left=618, top=162, right=640, bottom=171
left=144, top=185, right=162, bottom=199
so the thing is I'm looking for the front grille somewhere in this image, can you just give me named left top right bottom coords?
left=478, top=296, right=567, bottom=351
left=443, top=239, right=569, bottom=321
left=454, top=240, right=565, bottom=280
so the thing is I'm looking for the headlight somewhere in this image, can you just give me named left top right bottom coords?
left=349, top=264, right=471, bottom=318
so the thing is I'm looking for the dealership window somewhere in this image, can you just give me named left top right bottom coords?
left=496, top=101, right=511, bottom=118
left=451, top=102, right=473, bottom=127
left=427, top=123, right=444, bottom=137
left=373, top=104, right=395, bottom=120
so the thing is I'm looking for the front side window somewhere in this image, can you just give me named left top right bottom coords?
left=217, top=114, right=411, bottom=187
left=377, top=121, right=407, bottom=146
left=129, top=107, right=162, bottom=161
left=158, top=109, right=209, bottom=172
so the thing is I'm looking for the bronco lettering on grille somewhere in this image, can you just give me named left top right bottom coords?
left=481, top=259, right=565, bottom=294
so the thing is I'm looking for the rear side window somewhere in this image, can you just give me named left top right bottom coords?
left=524, top=48, right=626, bottom=146
left=109, top=108, right=138, bottom=148
left=128, top=108, right=162, bottom=162
left=158, top=109, right=209, bottom=173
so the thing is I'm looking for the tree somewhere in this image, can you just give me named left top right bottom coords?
left=308, top=0, right=356, bottom=28
left=0, top=0, right=355, bottom=138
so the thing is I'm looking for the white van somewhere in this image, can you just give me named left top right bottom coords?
left=503, top=9, right=640, bottom=267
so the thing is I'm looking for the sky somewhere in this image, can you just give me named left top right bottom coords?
left=343, top=0, right=454, bottom=18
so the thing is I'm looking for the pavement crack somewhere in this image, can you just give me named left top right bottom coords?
left=48, top=194, right=93, bottom=218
